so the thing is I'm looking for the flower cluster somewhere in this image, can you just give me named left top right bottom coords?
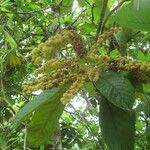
left=89, top=27, right=121, bottom=54
left=23, top=28, right=150, bottom=105
left=23, top=55, right=104, bottom=104
left=31, top=30, right=72, bottom=64
left=108, top=56, right=150, bottom=73
left=69, top=30, right=87, bottom=57
left=31, top=30, right=87, bottom=65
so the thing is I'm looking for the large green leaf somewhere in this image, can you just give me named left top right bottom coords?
left=99, top=98, right=135, bottom=150
left=94, top=0, right=103, bottom=21
left=116, top=0, right=150, bottom=31
left=95, top=72, right=135, bottom=110
left=60, top=0, right=73, bottom=14
left=13, top=88, right=59, bottom=128
left=114, top=30, right=127, bottom=56
left=27, top=87, right=66, bottom=147
left=145, top=92, right=150, bottom=118
left=146, top=126, right=150, bottom=149
left=4, top=31, right=17, bottom=49
left=84, top=82, right=96, bottom=97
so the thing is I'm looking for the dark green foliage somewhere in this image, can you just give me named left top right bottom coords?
left=145, top=92, right=150, bottom=118
left=0, top=0, right=149, bottom=149
left=95, top=71, right=135, bottom=110
left=99, top=98, right=135, bottom=150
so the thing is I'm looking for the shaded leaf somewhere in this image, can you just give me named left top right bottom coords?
left=60, top=0, right=73, bottom=14
left=99, top=98, right=135, bottom=150
left=146, top=126, right=150, bottom=149
left=7, top=53, right=22, bottom=66
left=145, top=92, right=150, bottom=118
left=4, top=31, right=17, bottom=49
left=95, top=71, right=135, bottom=110
left=114, top=30, right=127, bottom=56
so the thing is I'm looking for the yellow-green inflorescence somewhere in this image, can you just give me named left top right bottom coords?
left=23, top=28, right=150, bottom=105
left=89, top=27, right=121, bottom=54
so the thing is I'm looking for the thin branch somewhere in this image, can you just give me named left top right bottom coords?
left=0, top=6, right=51, bottom=14
left=0, top=54, right=16, bottom=114
left=23, top=126, right=27, bottom=150
left=53, top=24, right=61, bottom=35
left=70, top=9, right=86, bottom=26
left=84, top=0, right=91, bottom=6
left=101, top=0, right=127, bottom=33
left=3, top=139, right=19, bottom=150
left=91, top=3, right=95, bottom=24
left=95, top=0, right=108, bottom=39
left=19, top=33, right=44, bottom=43
left=69, top=104, right=102, bottom=148
left=127, top=31, right=140, bottom=42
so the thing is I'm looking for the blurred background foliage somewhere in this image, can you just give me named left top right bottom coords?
left=0, top=0, right=149, bottom=149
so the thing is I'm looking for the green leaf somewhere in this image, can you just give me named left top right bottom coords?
left=99, top=98, right=135, bottom=150
left=27, top=87, right=66, bottom=147
left=146, top=126, right=150, bottom=149
left=145, top=53, right=150, bottom=62
left=4, top=31, right=17, bottom=49
left=0, top=49, right=11, bottom=54
left=0, top=58, right=4, bottom=64
left=95, top=72, right=135, bottom=110
left=116, top=0, right=150, bottom=31
left=79, top=23, right=97, bottom=33
left=145, top=93, right=150, bottom=118
left=84, top=82, right=96, bottom=97
left=94, top=0, right=103, bottom=21
left=109, top=49, right=120, bottom=57
left=13, top=88, right=59, bottom=128
left=60, top=0, right=73, bottom=14
left=114, top=30, right=127, bottom=56
left=136, top=51, right=146, bottom=61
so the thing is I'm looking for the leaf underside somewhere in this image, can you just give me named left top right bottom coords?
left=116, top=0, right=150, bottom=31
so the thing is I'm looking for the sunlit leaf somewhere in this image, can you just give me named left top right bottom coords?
left=116, top=0, right=150, bottom=31
left=13, top=88, right=59, bottom=128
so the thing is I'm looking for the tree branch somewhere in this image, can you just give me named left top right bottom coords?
left=95, top=0, right=108, bottom=39
left=0, top=6, right=51, bottom=14
left=91, top=3, right=95, bottom=24
left=70, top=9, right=86, bottom=26
left=101, top=0, right=127, bottom=33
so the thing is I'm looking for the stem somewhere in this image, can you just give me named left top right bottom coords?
left=0, top=6, right=51, bottom=14
left=23, top=126, right=27, bottom=150
left=0, top=55, right=16, bottom=114
left=71, top=9, right=86, bottom=26
left=95, top=0, right=108, bottom=39
left=101, top=0, right=127, bottom=33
